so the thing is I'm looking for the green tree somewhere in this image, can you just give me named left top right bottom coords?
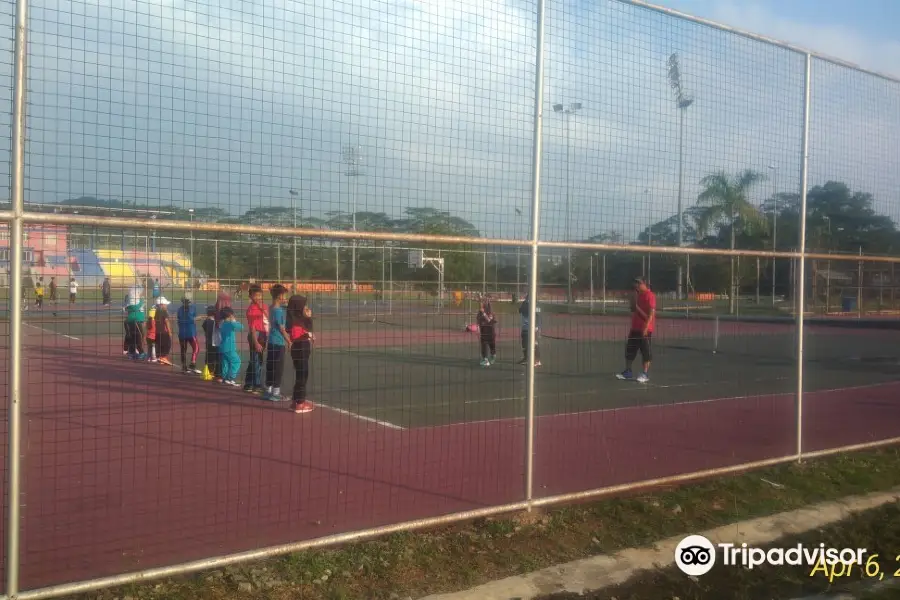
left=695, top=169, right=768, bottom=312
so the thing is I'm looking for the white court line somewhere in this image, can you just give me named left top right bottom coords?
left=316, top=402, right=406, bottom=430
left=433, top=380, right=900, bottom=430
left=23, top=321, right=80, bottom=341
left=457, top=375, right=793, bottom=406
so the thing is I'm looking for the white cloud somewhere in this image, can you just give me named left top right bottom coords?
left=705, top=1, right=900, bottom=79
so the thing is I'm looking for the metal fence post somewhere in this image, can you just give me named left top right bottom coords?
left=7, top=0, right=29, bottom=595
left=795, top=53, right=812, bottom=462
left=524, top=0, right=548, bottom=511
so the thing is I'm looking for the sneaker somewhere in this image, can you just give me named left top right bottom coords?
left=226, top=380, right=240, bottom=387
left=489, top=355, right=497, bottom=365
left=190, top=365, right=201, bottom=374
left=137, top=353, right=147, bottom=361
left=517, top=357, right=527, bottom=365
left=214, top=377, right=223, bottom=383
left=615, top=370, right=633, bottom=381
left=123, top=351, right=129, bottom=356
left=636, top=372, right=650, bottom=384
left=479, top=358, right=489, bottom=367
left=294, top=400, right=314, bottom=414
left=159, top=357, right=173, bottom=366
left=534, top=360, right=542, bottom=367
left=265, top=393, right=284, bottom=402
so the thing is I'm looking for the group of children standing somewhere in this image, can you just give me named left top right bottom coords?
left=122, top=283, right=316, bottom=414
left=26, top=276, right=78, bottom=313
left=475, top=294, right=542, bottom=367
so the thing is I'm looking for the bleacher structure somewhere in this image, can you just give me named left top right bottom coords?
left=1, top=224, right=200, bottom=288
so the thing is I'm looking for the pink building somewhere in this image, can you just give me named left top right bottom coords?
left=0, top=224, right=71, bottom=283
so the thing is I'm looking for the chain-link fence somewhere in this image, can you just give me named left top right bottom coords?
left=1, top=0, right=900, bottom=597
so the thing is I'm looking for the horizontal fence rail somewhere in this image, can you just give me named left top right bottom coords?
left=3, top=0, right=900, bottom=598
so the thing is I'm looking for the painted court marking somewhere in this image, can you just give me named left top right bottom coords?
left=23, top=321, right=80, bottom=341
left=429, top=380, right=900, bottom=430
left=316, top=401, right=406, bottom=430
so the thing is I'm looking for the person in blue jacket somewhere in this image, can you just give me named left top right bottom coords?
left=177, top=296, right=201, bottom=374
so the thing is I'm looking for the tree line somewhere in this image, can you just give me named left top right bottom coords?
left=44, top=174, right=900, bottom=294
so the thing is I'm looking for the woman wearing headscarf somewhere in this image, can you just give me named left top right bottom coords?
left=476, top=298, right=498, bottom=367
left=286, top=295, right=315, bottom=414
left=210, top=291, right=232, bottom=379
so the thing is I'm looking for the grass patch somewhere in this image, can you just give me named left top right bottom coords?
left=537, top=497, right=900, bottom=600
left=65, top=446, right=900, bottom=600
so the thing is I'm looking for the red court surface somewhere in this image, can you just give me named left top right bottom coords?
left=1, top=319, right=899, bottom=591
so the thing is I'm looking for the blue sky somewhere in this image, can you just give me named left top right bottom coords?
left=657, top=0, right=900, bottom=76
left=1, top=0, right=898, bottom=244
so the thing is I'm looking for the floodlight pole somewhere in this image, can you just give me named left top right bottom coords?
left=553, top=101, right=582, bottom=306
left=669, top=53, right=693, bottom=301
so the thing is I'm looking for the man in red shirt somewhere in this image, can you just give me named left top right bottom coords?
left=616, top=277, right=656, bottom=384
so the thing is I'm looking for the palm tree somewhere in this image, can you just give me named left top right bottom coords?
left=695, top=169, right=768, bottom=313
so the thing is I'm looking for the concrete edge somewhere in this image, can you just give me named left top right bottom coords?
left=417, top=486, right=900, bottom=600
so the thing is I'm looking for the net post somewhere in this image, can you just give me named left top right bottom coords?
left=795, top=53, right=812, bottom=463
left=7, top=0, right=28, bottom=595
left=524, top=0, right=548, bottom=513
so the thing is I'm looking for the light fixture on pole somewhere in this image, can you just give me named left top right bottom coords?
left=343, top=145, right=364, bottom=291
left=668, top=53, right=693, bottom=301
left=552, top=101, right=582, bottom=306
left=289, top=189, right=299, bottom=289
left=768, top=164, right=777, bottom=306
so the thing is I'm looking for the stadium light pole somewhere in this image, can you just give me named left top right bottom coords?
left=668, top=53, right=693, bottom=301
left=553, top=101, right=581, bottom=306
left=768, top=164, right=778, bottom=306
left=343, top=145, right=363, bottom=291
left=289, top=189, right=299, bottom=289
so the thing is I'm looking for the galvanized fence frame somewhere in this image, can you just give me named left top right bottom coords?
left=4, top=0, right=900, bottom=598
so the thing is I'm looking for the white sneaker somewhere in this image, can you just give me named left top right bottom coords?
left=636, top=373, right=649, bottom=384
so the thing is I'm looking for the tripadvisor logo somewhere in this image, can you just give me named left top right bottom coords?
left=675, top=534, right=867, bottom=577
left=675, top=535, right=717, bottom=576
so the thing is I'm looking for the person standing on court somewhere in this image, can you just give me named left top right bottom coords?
left=263, top=284, right=289, bottom=401
left=100, top=277, right=112, bottom=307
left=218, top=307, right=244, bottom=386
left=477, top=298, right=498, bottom=367
left=518, top=293, right=542, bottom=367
left=49, top=276, right=59, bottom=315
left=68, top=276, right=79, bottom=304
left=287, top=294, right=315, bottom=414
left=177, top=296, right=201, bottom=374
left=243, top=284, right=270, bottom=394
left=616, top=276, right=656, bottom=384
left=155, top=296, right=174, bottom=366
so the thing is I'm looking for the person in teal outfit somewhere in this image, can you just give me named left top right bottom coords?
left=218, top=307, right=244, bottom=386
left=123, top=286, right=146, bottom=359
